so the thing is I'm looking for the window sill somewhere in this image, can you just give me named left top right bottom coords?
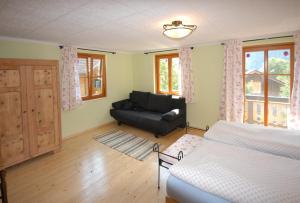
left=82, top=95, right=106, bottom=101
left=156, top=91, right=181, bottom=97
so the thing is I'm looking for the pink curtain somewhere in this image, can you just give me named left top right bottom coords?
left=219, top=40, right=244, bottom=122
left=61, top=46, right=82, bottom=111
left=179, top=47, right=194, bottom=103
left=289, top=31, right=300, bottom=129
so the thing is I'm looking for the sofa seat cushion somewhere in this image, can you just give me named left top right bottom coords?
left=146, top=93, right=172, bottom=113
left=111, top=109, right=161, bottom=122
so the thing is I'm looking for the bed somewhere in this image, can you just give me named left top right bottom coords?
left=167, top=175, right=230, bottom=203
left=165, top=121, right=300, bottom=203
left=205, top=120, right=300, bottom=160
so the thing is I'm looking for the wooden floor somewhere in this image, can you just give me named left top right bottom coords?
left=6, top=123, right=204, bottom=203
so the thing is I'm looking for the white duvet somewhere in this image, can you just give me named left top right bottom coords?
left=169, top=138, right=300, bottom=203
left=204, top=120, right=300, bottom=160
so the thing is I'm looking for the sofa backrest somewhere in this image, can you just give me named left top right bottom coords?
left=129, top=91, right=150, bottom=109
left=129, top=91, right=186, bottom=116
left=171, top=97, right=185, bottom=110
left=147, top=93, right=172, bottom=113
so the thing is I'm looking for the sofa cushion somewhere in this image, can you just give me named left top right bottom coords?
left=112, top=101, right=123, bottom=109
left=130, top=91, right=149, bottom=109
left=162, top=109, right=181, bottom=121
left=122, top=100, right=133, bottom=110
left=111, top=109, right=162, bottom=125
left=147, top=93, right=171, bottom=113
left=110, top=109, right=185, bottom=135
left=171, top=97, right=186, bottom=109
left=112, top=99, right=129, bottom=109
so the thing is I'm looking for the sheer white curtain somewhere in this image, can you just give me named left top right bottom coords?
left=61, top=46, right=82, bottom=111
left=288, top=31, right=300, bottom=129
left=179, top=47, right=194, bottom=103
left=219, top=39, right=244, bottom=122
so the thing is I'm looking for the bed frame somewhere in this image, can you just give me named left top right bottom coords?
left=152, top=143, right=183, bottom=189
left=153, top=123, right=209, bottom=202
left=153, top=123, right=209, bottom=189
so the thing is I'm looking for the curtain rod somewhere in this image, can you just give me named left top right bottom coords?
left=220, top=35, right=293, bottom=45
left=144, top=47, right=194, bottom=55
left=59, top=45, right=116, bottom=54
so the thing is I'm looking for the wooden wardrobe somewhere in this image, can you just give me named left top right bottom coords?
left=0, top=59, right=61, bottom=170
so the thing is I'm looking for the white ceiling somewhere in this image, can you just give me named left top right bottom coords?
left=0, top=0, right=299, bottom=52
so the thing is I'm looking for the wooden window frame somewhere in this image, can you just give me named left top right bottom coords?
left=77, top=53, right=107, bottom=101
left=155, top=53, right=180, bottom=95
left=242, top=42, right=294, bottom=126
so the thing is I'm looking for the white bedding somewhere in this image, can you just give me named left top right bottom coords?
left=161, top=134, right=203, bottom=165
left=204, top=120, right=300, bottom=160
left=169, top=138, right=300, bottom=203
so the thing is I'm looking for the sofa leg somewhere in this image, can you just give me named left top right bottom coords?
left=117, top=121, right=122, bottom=126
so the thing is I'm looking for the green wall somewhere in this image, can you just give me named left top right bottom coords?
left=0, top=40, right=60, bottom=59
left=189, top=45, right=224, bottom=128
left=131, top=37, right=294, bottom=129
left=0, top=37, right=294, bottom=136
left=132, top=52, right=155, bottom=92
left=132, top=45, right=224, bottom=129
left=0, top=39, right=133, bottom=138
left=62, top=53, right=133, bottom=137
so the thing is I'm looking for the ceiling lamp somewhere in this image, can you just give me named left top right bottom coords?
left=163, top=20, right=197, bottom=39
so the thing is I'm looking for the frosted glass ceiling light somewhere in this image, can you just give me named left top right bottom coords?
left=163, top=20, right=197, bottom=39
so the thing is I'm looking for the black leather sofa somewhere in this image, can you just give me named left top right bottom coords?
left=110, top=91, right=186, bottom=137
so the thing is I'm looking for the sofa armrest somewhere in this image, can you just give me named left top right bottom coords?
left=112, top=99, right=129, bottom=109
left=162, top=109, right=182, bottom=121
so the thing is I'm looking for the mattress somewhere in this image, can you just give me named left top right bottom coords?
left=167, top=175, right=230, bottom=203
left=169, top=137, right=300, bottom=203
left=204, top=120, right=300, bottom=160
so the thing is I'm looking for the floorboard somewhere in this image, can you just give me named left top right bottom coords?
left=6, top=123, right=204, bottom=203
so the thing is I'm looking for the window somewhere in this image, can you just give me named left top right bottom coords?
left=77, top=53, right=106, bottom=100
left=155, top=53, right=180, bottom=95
left=243, top=43, right=294, bottom=127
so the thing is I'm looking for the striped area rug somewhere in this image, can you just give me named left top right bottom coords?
left=94, top=130, right=156, bottom=161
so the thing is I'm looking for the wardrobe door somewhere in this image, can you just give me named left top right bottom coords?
left=0, top=64, right=30, bottom=169
left=26, top=64, right=61, bottom=156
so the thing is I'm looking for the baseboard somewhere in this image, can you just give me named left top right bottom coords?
left=62, top=121, right=115, bottom=141
left=188, top=125, right=209, bottom=131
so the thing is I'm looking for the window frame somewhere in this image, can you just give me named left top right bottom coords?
left=155, top=53, right=180, bottom=95
left=77, top=53, right=107, bottom=101
left=242, top=42, right=294, bottom=126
